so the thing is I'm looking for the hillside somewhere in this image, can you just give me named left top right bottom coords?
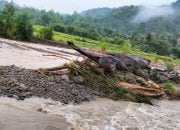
left=80, top=1, right=180, bottom=35
left=0, top=0, right=180, bottom=58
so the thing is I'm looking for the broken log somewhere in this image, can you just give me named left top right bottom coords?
left=37, top=64, right=69, bottom=75
left=119, top=82, right=165, bottom=98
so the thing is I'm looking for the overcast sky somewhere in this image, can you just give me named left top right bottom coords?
left=7, top=0, right=176, bottom=14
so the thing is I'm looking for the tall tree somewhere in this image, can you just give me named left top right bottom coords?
left=16, top=14, right=33, bottom=41
left=3, top=1, right=16, bottom=39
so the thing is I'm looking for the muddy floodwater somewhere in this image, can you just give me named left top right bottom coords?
left=0, top=97, right=179, bottom=130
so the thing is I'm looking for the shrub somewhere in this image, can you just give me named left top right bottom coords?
left=0, top=18, right=5, bottom=36
left=53, top=24, right=67, bottom=33
left=121, top=40, right=132, bottom=54
left=101, top=43, right=108, bottom=52
left=39, top=26, right=53, bottom=40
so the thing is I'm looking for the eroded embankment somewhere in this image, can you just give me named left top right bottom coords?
left=0, top=38, right=179, bottom=105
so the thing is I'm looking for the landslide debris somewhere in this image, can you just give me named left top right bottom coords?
left=0, top=65, right=99, bottom=104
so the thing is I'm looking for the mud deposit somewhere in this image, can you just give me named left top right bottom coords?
left=0, top=38, right=83, bottom=69
left=0, top=66, right=99, bottom=104
left=0, top=97, right=180, bottom=130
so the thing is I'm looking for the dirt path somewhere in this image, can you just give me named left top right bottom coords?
left=0, top=38, right=83, bottom=69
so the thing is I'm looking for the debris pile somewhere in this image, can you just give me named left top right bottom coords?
left=34, top=42, right=180, bottom=104
left=66, top=42, right=179, bottom=102
left=0, top=40, right=179, bottom=105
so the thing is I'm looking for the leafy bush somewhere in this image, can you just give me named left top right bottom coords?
left=0, top=2, right=32, bottom=41
left=39, top=26, right=53, bottom=40
left=53, top=24, right=67, bottom=33
left=3, top=1, right=16, bottom=39
left=121, top=40, right=132, bottom=54
left=0, top=17, right=5, bottom=36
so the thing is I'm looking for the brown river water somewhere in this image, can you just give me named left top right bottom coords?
left=0, top=97, right=180, bottom=130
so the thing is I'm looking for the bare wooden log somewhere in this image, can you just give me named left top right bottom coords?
left=49, top=69, right=70, bottom=75
left=67, top=41, right=129, bottom=72
left=119, top=82, right=165, bottom=98
left=36, top=64, right=69, bottom=75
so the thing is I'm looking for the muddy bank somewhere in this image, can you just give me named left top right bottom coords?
left=0, top=65, right=100, bottom=104
left=0, top=38, right=83, bottom=69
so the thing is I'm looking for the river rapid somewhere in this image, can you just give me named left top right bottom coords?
left=0, top=97, right=179, bottom=130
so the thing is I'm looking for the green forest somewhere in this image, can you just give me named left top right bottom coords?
left=0, top=0, right=180, bottom=59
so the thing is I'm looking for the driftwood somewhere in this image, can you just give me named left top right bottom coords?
left=37, top=64, right=69, bottom=75
left=119, top=82, right=165, bottom=98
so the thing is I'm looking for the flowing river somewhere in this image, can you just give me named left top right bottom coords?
left=0, top=97, right=180, bottom=130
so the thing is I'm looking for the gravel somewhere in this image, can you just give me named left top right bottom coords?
left=0, top=65, right=99, bottom=104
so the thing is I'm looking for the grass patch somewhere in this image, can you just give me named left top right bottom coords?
left=68, top=62, right=152, bottom=105
left=162, top=82, right=176, bottom=94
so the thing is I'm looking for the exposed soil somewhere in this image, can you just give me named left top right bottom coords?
left=0, top=65, right=100, bottom=104
left=0, top=38, right=83, bottom=69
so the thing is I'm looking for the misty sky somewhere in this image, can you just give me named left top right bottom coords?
left=7, top=0, right=176, bottom=14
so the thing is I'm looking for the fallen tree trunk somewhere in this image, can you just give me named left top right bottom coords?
left=67, top=41, right=150, bottom=73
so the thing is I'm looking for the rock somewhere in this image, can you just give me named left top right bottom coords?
left=158, top=73, right=169, bottom=83
left=71, top=89, right=79, bottom=96
left=73, top=76, right=84, bottom=84
left=19, top=83, right=27, bottom=89
left=61, top=75, right=70, bottom=83
left=150, top=61, right=167, bottom=71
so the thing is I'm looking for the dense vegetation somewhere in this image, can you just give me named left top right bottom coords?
left=0, top=1, right=32, bottom=40
left=0, top=0, right=179, bottom=59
